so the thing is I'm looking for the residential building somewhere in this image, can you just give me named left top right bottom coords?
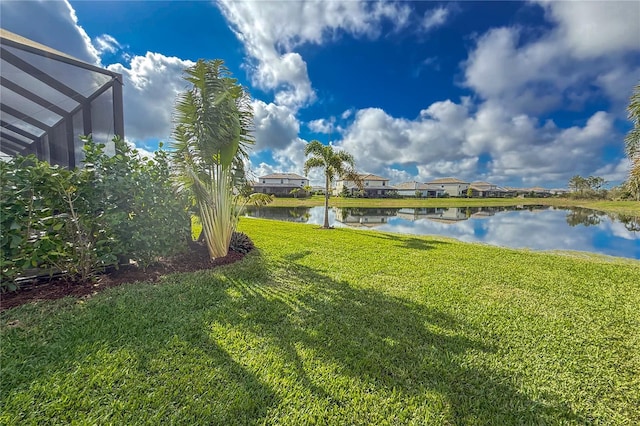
left=334, top=173, right=396, bottom=197
left=396, top=207, right=447, bottom=221
left=252, top=173, right=309, bottom=197
left=333, top=207, right=398, bottom=227
left=395, top=181, right=445, bottom=198
left=422, top=207, right=469, bottom=223
left=469, top=181, right=514, bottom=198
left=427, top=177, right=470, bottom=197
left=549, top=188, right=569, bottom=196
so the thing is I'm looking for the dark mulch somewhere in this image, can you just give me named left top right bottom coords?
left=0, top=243, right=246, bottom=311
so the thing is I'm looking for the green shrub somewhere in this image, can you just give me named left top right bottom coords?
left=81, top=136, right=190, bottom=269
left=0, top=136, right=190, bottom=291
left=229, top=231, right=254, bottom=254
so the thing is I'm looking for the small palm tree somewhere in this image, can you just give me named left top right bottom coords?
left=304, top=140, right=361, bottom=228
left=171, top=59, right=254, bottom=259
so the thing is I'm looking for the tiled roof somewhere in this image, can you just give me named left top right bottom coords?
left=259, top=173, right=307, bottom=180
left=359, top=174, right=388, bottom=181
left=337, top=173, right=389, bottom=181
left=395, top=181, right=421, bottom=190
left=428, top=177, right=469, bottom=184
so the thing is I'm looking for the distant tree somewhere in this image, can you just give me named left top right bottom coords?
left=340, top=183, right=351, bottom=198
left=569, top=175, right=608, bottom=199
left=466, top=187, right=473, bottom=198
left=303, top=185, right=313, bottom=197
left=625, top=82, right=640, bottom=201
left=304, top=140, right=361, bottom=228
left=568, top=175, right=589, bottom=194
left=415, top=190, right=422, bottom=198
left=587, top=176, right=606, bottom=192
left=290, top=188, right=300, bottom=198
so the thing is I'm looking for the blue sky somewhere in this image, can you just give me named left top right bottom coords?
left=2, top=0, right=639, bottom=188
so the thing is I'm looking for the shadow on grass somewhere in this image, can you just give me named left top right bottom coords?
left=217, top=251, right=584, bottom=424
left=0, top=271, right=277, bottom=424
left=367, top=232, right=451, bottom=251
left=2, top=250, right=584, bottom=424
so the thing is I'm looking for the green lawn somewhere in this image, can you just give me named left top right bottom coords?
left=2, top=219, right=639, bottom=424
left=271, top=195, right=640, bottom=215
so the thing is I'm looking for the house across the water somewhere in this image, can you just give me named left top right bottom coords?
left=252, top=173, right=309, bottom=197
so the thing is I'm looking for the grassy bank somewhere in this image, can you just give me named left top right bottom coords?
left=270, top=195, right=640, bottom=214
left=2, top=219, right=639, bottom=424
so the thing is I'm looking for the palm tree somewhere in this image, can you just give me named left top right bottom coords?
left=304, top=140, right=361, bottom=228
left=171, top=59, right=254, bottom=259
left=625, top=82, right=640, bottom=201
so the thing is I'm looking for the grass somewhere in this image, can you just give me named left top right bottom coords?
left=2, top=218, right=639, bottom=424
left=271, top=195, right=640, bottom=215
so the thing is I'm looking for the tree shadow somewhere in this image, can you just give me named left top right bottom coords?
left=2, top=250, right=586, bottom=424
left=0, top=272, right=278, bottom=424
left=366, top=232, right=451, bottom=251
left=217, top=252, right=585, bottom=424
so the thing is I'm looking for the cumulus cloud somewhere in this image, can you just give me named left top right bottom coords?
left=307, top=118, right=335, bottom=134
left=463, top=1, right=640, bottom=116
left=107, top=53, right=194, bottom=143
left=537, top=0, right=640, bottom=59
left=0, top=0, right=100, bottom=64
left=252, top=100, right=300, bottom=151
left=0, top=0, right=193, bottom=145
left=594, top=158, right=632, bottom=184
left=334, top=98, right=619, bottom=187
left=217, top=0, right=411, bottom=109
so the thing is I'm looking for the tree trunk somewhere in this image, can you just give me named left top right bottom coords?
left=324, top=174, right=330, bottom=228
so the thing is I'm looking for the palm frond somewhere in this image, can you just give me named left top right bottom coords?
left=171, top=59, right=255, bottom=259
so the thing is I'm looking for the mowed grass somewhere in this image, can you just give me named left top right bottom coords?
left=2, top=218, right=639, bottom=424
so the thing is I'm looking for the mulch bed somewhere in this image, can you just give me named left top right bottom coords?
left=0, top=243, right=246, bottom=311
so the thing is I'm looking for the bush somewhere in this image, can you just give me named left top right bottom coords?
left=82, top=136, right=190, bottom=269
left=229, top=231, right=254, bottom=254
left=0, top=136, right=190, bottom=291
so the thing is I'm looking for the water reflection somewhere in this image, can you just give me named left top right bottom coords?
left=242, top=205, right=640, bottom=259
left=565, top=208, right=604, bottom=227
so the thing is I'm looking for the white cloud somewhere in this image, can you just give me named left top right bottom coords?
left=537, top=0, right=640, bottom=59
left=421, top=6, right=450, bottom=32
left=335, top=98, right=619, bottom=188
left=463, top=2, right=640, bottom=116
left=94, top=34, right=122, bottom=55
left=594, top=158, right=632, bottom=185
left=341, top=109, right=354, bottom=120
left=107, top=53, right=195, bottom=142
left=252, top=100, right=300, bottom=151
left=0, top=0, right=100, bottom=64
left=0, top=0, right=193, bottom=146
left=217, top=0, right=411, bottom=109
left=307, top=118, right=335, bottom=134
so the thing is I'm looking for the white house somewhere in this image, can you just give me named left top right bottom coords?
left=427, top=177, right=470, bottom=197
left=252, top=173, right=309, bottom=196
left=334, top=174, right=395, bottom=198
left=333, top=207, right=397, bottom=227
left=468, top=181, right=513, bottom=198
left=395, top=181, right=445, bottom=198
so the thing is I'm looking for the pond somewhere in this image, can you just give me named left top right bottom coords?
left=243, top=206, right=640, bottom=260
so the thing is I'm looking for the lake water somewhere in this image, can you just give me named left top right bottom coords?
left=243, top=206, right=640, bottom=260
